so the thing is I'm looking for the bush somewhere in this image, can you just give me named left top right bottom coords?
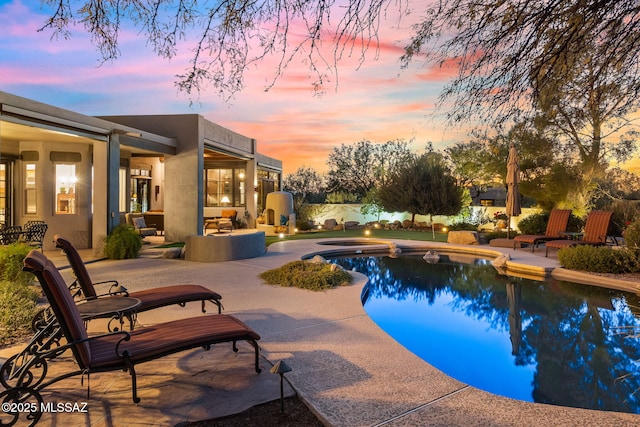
left=259, top=260, right=352, bottom=291
left=517, top=211, right=583, bottom=235
left=0, top=243, right=33, bottom=285
left=0, top=280, right=39, bottom=345
left=104, top=224, right=142, bottom=259
left=558, top=246, right=634, bottom=274
left=623, top=219, right=640, bottom=252
left=516, top=212, right=549, bottom=235
left=448, top=222, right=479, bottom=231
left=296, top=220, right=313, bottom=231
left=0, top=244, right=40, bottom=345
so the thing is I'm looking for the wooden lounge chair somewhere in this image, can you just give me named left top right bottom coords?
left=545, top=210, right=613, bottom=257
left=513, top=209, right=572, bottom=252
left=3, top=250, right=260, bottom=422
left=54, top=234, right=223, bottom=315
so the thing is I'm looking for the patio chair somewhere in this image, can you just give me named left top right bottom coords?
left=0, top=225, right=23, bottom=245
left=22, top=222, right=48, bottom=252
left=545, top=210, right=613, bottom=257
left=53, top=235, right=223, bottom=314
left=513, top=209, right=571, bottom=252
left=4, top=250, right=261, bottom=419
left=125, top=213, right=157, bottom=237
left=204, top=209, right=237, bottom=234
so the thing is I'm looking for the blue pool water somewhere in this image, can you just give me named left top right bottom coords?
left=332, top=252, right=640, bottom=414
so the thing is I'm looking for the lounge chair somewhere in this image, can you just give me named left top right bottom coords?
left=513, top=209, right=571, bottom=252
left=4, top=250, right=260, bottom=421
left=54, top=235, right=223, bottom=315
left=545, top=210, right=613, bottom=257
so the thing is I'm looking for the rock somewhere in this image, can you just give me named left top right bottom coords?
left=491, top=254, right=510, bottom=268
left=447, top=230, right=480, bottom=245
left=309, top=255, right=327, bottom=264
left=162, top=247, right=182, bottom=259
left=423, top=250, right=440, bottom=263
left=323, top=219, right=338, bottom=230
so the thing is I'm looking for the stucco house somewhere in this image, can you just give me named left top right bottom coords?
left=0, top=91, right=282, bottom=252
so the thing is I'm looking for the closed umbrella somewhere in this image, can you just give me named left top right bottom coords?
left=506, top=143, right=521, bottom=238
left=506, top=282, right=522, bottom=356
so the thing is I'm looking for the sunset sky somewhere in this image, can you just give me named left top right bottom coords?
left=0, top=0, right=474, bottom=174
left=2, top=0, right=640, bottom=175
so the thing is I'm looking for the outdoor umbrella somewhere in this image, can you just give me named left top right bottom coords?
left=506, top=143, right=521, bottom=238
left=506, top=282, right=522, bottom=356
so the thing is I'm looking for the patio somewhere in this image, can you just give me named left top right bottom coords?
left=1, top=238, right=639, bottom=426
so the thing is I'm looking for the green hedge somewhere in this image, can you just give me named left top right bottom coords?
left=0, top=244, right=39, bottom=345
left=557, top=245, right=635, bottom=274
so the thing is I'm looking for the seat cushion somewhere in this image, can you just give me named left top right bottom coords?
left=88, top=315, right=260, bottom=368
left=130, top=284, right=222, bottom=311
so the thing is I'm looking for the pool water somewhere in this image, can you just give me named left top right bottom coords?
left=332, top=253, right=640, bottom=414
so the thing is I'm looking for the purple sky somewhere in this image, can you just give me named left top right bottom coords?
left=2, top=1, right=638, bottom=175
left=0, top=0, right=476, bottom=173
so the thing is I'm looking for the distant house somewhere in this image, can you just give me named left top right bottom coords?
left=470, top=186, right=507, bottom=207
left=0, top=91, right=282, bottom=251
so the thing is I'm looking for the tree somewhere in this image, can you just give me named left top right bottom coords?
left=378, top=152, right=463, bottom=225
left=360, top=188, right=385, bottom=222
left=282, top=166, right=325, bottom=216
left=404, top=1, right=640, bottom=208
left=402, top=1, right=640, bottom=125
left=326, top=139, right=413, bottom=201
left=38, top=0, right=408, bottom=99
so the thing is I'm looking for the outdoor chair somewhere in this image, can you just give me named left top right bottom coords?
left=0, top=249, right=261, bottom=424
left=0, top=225, right=23, bottom=245
left=125, top=213, right=157, bottom=237
left=204, top=209, right=237, bottom=234
left=545, top=210, right=613, bottom=257
left=21, top=221, right=48, bottom=252
left=53, top=235, right=224, bottom=315
left=513, top=209, right=571, bottom=252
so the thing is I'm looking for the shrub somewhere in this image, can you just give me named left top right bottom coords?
left=517, top=211, right=583, bottom=235
left=557, top=246, right=634, bottom=274
left=623, top=219, right=640, bottom=252
left=104, top=224, right=142, bottom=259
left=260, top=260, right=352, bottom=291
left=448, top=222, right=479, bottom=231
left=0, top=280, right=39, bottom=345
left=296, top=220, right=313, bottom=231
left=0, top=243, right=33, bottom=285
left=516, top=212, right=549, bottom=235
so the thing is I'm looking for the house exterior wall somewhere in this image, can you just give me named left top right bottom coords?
left=1, top=91, right=282, bottom=249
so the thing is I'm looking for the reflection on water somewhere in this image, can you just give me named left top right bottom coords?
left=333, top=253, right=640, bottom=414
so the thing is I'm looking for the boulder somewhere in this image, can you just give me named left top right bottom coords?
left=447, top=230, right=480, bottom=245
left=324, top=219, right=338, bottom=230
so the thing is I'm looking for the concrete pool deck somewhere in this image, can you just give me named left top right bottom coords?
left=2, top=238, right=640, bottom=426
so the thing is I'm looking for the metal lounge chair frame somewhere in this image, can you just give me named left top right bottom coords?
left=0, top=250, right=261, bottom=425
left=513, top=209, right=572, bottom=252
left=544, top=210, right=613, bottom=257
left=54, top=235, right=223, bottom=315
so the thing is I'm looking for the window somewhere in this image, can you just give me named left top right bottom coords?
left=204, top=168, right=246, bottom=207
left=25, top=163, right=36, bottom=214
left=55, top=164, right=77, bottom=214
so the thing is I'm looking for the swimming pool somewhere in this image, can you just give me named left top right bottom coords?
left=331, top=252, right=640, bottom=414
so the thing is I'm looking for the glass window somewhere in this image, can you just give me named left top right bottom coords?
left=205, top=168, right=245, bottom=207
left=25, top=163, right=36, bottom=214
left=55, top=164, right=77, bottom=214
